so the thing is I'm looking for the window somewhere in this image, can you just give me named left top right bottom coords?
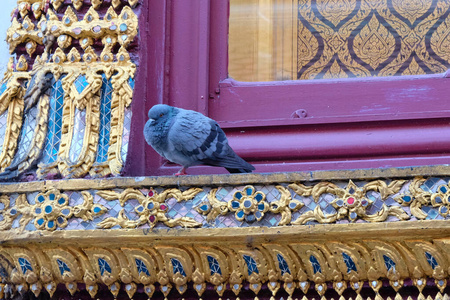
left=129, top=1, right=450, bottom=176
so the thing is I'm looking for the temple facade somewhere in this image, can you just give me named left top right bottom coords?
left=0, top=0, right=450, bottom=300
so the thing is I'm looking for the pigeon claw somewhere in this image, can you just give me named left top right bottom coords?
left=174, top=167, right=188, bottom=176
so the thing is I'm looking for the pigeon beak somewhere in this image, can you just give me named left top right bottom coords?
left=149, top=118, right=155, bottom=123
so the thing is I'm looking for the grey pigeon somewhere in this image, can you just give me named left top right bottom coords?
left=144, top=104, right=255, bottom=175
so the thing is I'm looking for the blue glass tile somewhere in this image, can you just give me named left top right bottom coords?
left=42, top=77, right=65, bottom=164
left=128, top=77, right=135, bottom=90
left=439, top=186, right=448, bottom=194
left=199, top=204, right=209, bottom=212
left=120, top=23, right=128, bottom=31
left=49, top=193, right=55, bottom=201
left=425, top=252, right=438, bottom=269
left=421, top=178, right=440, bottom=192
left=37, top=218, right=44, bottom=226
left=255, top=194, right=263, bottom=201
left=98, top=258, right=112, bottom=275
left=235, top=192, right=242, bottom=200
left=96, top=74, right=113, bottom=163
left=245, top=214, right=255, bottom=222
left=277, top=254, right=291, bottom=275
left=383, top=255, right=396, bottom=272
left=231, top=201, right=240, bottom=209
left=47, top=220, right=55, bottom=228
left=18, top=258, right=33, bottom=274
left=246, top=187, right=253, bottom=196
left=243, top=255, right=259, bottom=275
left=0, top=82, right=7, bottom=96
left=45, top=205, right=53, bottom=214
left=342, top=253, right=357, bottom=273
left=56, top=259, right=71, bottom=275
left=207, top=255, right=222, bottom=276
left=74, top=75, right=89, bottom=94
left=58, top=198, right=65, bottom=205
left=402, top=195, right=412, bottom=203
left=426, top=208, right=439, bottom=220
left=309, top=255, right=322, bottom=274
left=170, top=258, right=186, bottom=277
left=135, top=258, right=150, bottom=276
left=37, top=195, right=45, bottom=203
left=236, top=210, right=245, bottom=219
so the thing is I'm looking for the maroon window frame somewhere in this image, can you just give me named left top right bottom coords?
left=125, top=0, right=450, bottom=177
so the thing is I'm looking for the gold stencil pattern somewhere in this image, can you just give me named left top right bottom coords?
left=297, top=0, right=450, bottom=79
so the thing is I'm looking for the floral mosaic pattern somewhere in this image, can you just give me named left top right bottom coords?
left=0, top=177, right=449, bottom=231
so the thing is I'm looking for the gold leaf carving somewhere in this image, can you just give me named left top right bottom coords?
left=96, top=188, right=202, bottom=229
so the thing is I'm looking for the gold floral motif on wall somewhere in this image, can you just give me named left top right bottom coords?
left=297, top=0, right=450, bottom=79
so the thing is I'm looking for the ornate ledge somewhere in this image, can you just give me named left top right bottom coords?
left=0, top=166, right=450, bottom=299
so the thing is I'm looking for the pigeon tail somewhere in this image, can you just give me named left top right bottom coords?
left=226, top=167, right=254, bottom=173
left=201, top=150, right=255, bottom=174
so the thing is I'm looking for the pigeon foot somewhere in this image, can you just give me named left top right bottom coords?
left=174, top=167, right=188, bottom=176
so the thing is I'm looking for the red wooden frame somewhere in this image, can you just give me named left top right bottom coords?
left=124, top=0, right=450, bottom=177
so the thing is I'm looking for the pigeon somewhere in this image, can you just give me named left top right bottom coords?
left=143, top=104, right=255, bottom=175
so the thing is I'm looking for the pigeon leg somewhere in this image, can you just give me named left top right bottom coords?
left=174, top=167, right=188, bottom=176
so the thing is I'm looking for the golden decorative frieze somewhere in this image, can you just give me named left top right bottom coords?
left=0, top=222, right=449, bottom=299
left=7, top=5, right=138, bottom=54
left=0, top=169, right=448, bottom=298
left=0, top=174, right=449, bottom=232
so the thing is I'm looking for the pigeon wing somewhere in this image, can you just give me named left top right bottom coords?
left=168, top=110, right=254, bottom=172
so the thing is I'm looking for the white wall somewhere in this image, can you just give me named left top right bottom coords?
left=0, top=1, right=18, bottom=78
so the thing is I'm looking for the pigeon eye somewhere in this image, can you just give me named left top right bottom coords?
left=160, top=113, right=164, bottom=117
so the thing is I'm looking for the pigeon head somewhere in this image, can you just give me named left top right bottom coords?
left=147, top=104, right=176, bottom=124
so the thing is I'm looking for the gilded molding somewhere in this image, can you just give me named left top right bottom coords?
left=0, top=223, right=449, bottom=299
left=1, top=176, right=448, bottom=232
left=0, top=170, right=449, bottom=297
left=7, top=5, right=138, bottom=54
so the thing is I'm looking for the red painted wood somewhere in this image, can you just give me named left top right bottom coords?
left=127, top=0, right=450, bottom=176
left=123, top=0, right=166, bottom=176
left=211, top=75, right=450, bottom=127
